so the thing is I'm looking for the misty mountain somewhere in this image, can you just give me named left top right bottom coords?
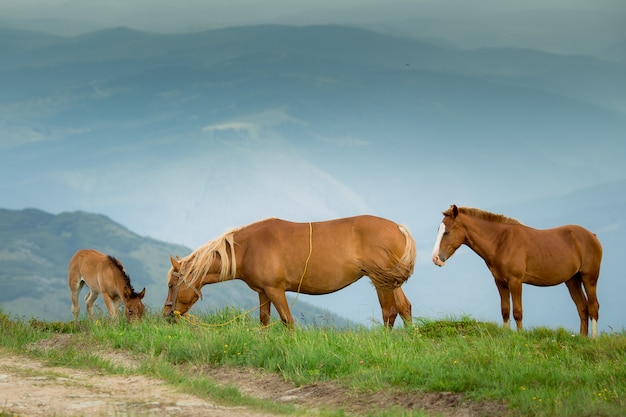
left=1, top=1, right=623, bottom=62
left=0, top=24, right=624, bottom=331
left=0, top=208, right=353, bottom=327
left=1, top=25, right=624, bottom=208
left=1, top=25, right=624, bottom=126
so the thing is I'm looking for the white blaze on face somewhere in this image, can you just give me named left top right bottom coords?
left=432, top=223, right=446, bottom=266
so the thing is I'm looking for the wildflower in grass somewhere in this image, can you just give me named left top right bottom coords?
left=595, top=388, right=616, bottom=402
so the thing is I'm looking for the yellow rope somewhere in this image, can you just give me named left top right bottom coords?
left=174, top=301, right=268, bottom=328
left=291, top=221, right=312, bottom=307
left=175, top=222, right=313, bottom=328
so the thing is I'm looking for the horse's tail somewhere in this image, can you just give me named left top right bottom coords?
left=398, top=224, right=416, bottom=277
left=68, top=250, right=84, bottom=289
left=369, top=224, right=416, bottom=291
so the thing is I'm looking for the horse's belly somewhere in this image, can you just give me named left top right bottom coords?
left=290, top=272, right=363, bottom=295
left=523, top=264, right=579, bottom=286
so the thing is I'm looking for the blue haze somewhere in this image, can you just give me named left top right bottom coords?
left=0, top=1, right=625, bottom=332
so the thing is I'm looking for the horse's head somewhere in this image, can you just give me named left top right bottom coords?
left=432, top=204, right=466, bottom=267
left=163, top=255, right=202, bottom=318
left=123, top=287, right=145, bottom=322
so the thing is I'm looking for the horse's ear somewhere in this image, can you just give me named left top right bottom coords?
left=443, top=204, right=459, bottom=218
left=170, top=255, right=181, bottom=270
left=138, top=288, right=146, bottom=299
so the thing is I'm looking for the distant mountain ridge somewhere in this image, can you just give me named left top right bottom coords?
left=0, top=1, right=623, bottom=60
left=0, top=23, right=624, bottom=331
left=0, top=208, right=352, bottom=326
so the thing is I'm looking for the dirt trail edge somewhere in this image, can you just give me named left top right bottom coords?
left=0, top=350, right=269, bottom=417
left=0, top=335, right=508, bottom=417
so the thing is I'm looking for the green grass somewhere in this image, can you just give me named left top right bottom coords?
left=1, top=308, right=624, bottom=417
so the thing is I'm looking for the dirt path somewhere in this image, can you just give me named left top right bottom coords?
left=0, top=335, right=508, bottom=417
left=0, top=351, right=272, bottom=417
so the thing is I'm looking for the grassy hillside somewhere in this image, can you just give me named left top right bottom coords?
left=0, top=208, right=353, bottom=327
left=1, top=309, right=625, bottom=417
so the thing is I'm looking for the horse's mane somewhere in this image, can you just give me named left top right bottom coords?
left=107, top=255, right=135, bottom=291
left=183, top=229, right=238, bottom=286
left=455, top=207, right=522, bottom=225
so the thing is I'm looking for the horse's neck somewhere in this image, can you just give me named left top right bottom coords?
left=110, top=271, right=132, bottom=300
left=199, top=256, right=235, bottom=285
left=119, top=283, right=133, bottom=300
left=463, top=216, right=509, bottom=261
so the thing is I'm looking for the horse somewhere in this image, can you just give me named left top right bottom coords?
left=431, top=205, right=602, bottom=337
left=68, top=249, right=146, bottom=322
left=163, top=215, right=416, bottom=328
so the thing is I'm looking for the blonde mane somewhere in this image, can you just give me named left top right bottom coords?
left=458, top=207, right=522, bottom=225
left=181, top=229, right=238, bottom=286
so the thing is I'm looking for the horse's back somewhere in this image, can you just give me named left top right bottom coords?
left=258, top=215, right=406, bottom=252
left=68, top=249, right=111, bottom=289
left=546, top=225, right=602, bottom=258
left=69, top=249, right=109, bottom=269
left=523, top=224, right=602, bottom=279
left=239, top=215, right=413, bottom=290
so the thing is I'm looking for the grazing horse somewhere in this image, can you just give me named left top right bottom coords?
left=163, top=215, right=416, bottom=328
left=432, top=205, right=602, bottom=337
left=68, top=249, right=146, bottom=322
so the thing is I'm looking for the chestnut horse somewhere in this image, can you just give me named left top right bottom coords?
left=432, top=205, right=602, bottom=337
left=163, top=215, right=416, bottom=328
left=68, top=249, right=146, bottom=322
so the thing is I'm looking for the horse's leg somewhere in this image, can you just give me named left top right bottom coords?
left=494, top=279, right=511, bottom=330
left=581, top=271, right=600, bottom=338
left=113, top=297, right=123, bottom=318
left=509, top=279, right=524, bottom=331
left=564, top=276, right=590, bottom=336
left=376, top=288, right=398, bottom=328
left=393, top=287, right=413, bottom=328
left=84, top=290, right=100, bottom=320
left=101, top=294, right=119, bottom=319
left=263, top=287, right=295, bottom=328
left=258, top=292, right=271, bottom=327
left=69, top=280, right=85, bottom=323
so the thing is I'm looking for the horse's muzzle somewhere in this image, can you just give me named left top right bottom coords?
left=163, top=310, right=179, bottom=323
left=432, top=254, right=446, bottom=267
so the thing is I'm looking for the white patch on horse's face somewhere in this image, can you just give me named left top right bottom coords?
left=432, top=223, right=446, bottom=266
